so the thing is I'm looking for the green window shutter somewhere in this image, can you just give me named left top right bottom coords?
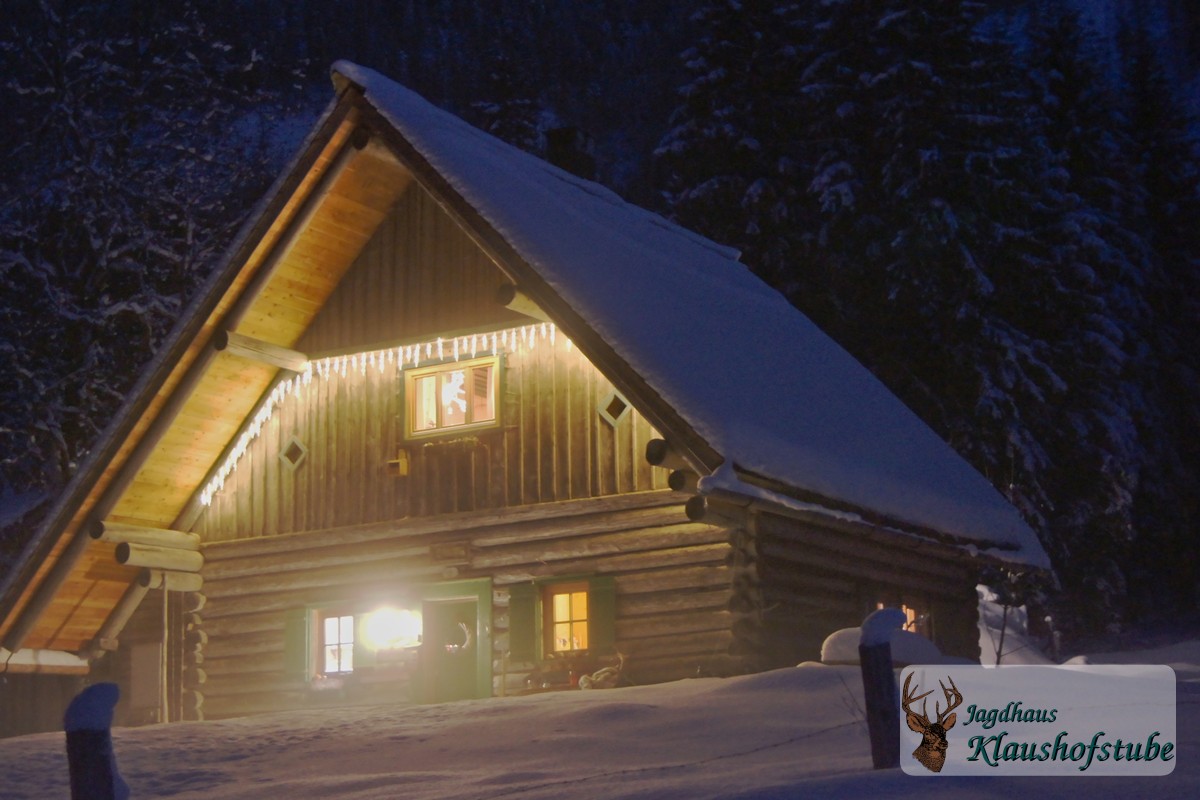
left=508, top=583, right=538, bottom=662
left=353, top=615, right=377, bottom=670
left=283, top=608, right=311, bottom=682
left=588, top=575, right=617, bottom=655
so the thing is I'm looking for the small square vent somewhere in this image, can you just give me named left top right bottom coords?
left=279, top=436, right=308, bottom=471
left=598, top=391, right=630, bottom=427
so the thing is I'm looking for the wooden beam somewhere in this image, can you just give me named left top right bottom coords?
left=78, top=581, right=152, bottom=661
left=213, top=330, right=309, bottom=373
left=668, top=470, right=699, bottom=493
left=89, top=520, right=199, bottom=551
left=114, top=543, right=203, bottom=573
left=495, top=283, right=550, bottom=322
left=139, top=570, right=204, bottom=593
left=646, top=439, right=692, bottom=471
left=684, top=495, right=749, bottom=527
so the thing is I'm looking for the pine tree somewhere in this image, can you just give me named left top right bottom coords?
left=466, top=40, right=543, bottom=154
left=1118, top=18, right=1200, bottom=618
left=0, top=1, right=275, bottom=497
left=654, top=0, right=805, bottom=286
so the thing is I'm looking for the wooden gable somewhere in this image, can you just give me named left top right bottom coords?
left=192, top=180, right=670, bottom=542
left=0, top=101, right=414, bottom=656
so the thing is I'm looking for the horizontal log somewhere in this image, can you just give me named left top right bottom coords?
left=89, top=520, right=200, bottom=551
left=668, top=470, right=699, bottom=493
left=203, top=542, right=429, bottom=582
left=214, top=330, right=309, bottom=373
left=203, top=631, right=284, bottom=661
left=495, top=283, right=550, bottom=322
left=619, top=586, right=732, bottom=617
left=203, top=491, right=684, bottom=562
left=616, top=609, right=732, bottom=640
left=489, top=540, right=729, bottom=584
left=200, top=570, right=448, bottom=619
left=181, top=690, right=204, bottom=713
left=756, top=561, right=858, bottom=597
left=139, top=569, right=204, bottom=593
left=471, top=504, right=690, bottom=548
left=201, top=651, right=284, bottom=680
left=756, top=513, right=968, bottom=582
left=685, top=495, right=749, bottom=527
left=645, top=439, right=691, bottom=471
left=761, top=536, right=958, bottom=594
left=614, top=563, right=731, bottom=594
left=115, top=542, right=203, bottom=573
left=199, top=610, right=291, bottom=639
left=620, top=629, right=732, bottom=660
left=471, top=521, right=726, bottom=569
left=202, top=558, right=445, bottom=601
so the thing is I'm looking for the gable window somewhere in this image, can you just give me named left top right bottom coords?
left=406, top=356, right=498, bottom=437
left=545, top=581, right=590, bottom=653
left=321, top=612, right=356, bottom=675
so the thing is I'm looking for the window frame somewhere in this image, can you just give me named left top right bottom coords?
left=543, top=580, right=591, bottom=655
left=318, top=610, right=356, bottom=675
left=403, top=354, right=501, bottom=440
left=283, top=606, right=380, bottom=682
left=872, top=597, right=933, bottom=640
left=508, top=575, right=616, bottom=664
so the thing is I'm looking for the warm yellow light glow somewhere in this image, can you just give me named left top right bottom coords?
left=199, top=323, right=571, bottom=507
left=362, top=607, right=422, bottom=650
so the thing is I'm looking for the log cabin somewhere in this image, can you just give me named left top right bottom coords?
left=0, top=62, right=1048, bottom=735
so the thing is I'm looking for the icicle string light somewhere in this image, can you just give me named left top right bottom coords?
left=199, top=323, right=567, bottom=506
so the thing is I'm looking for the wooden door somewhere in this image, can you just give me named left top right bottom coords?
left=420, top=598, right=478, bottom=703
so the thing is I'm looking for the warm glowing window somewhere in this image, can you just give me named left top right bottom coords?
left=545, top=582, right=589, bottom=653
left=406, top=356, right=497, bottom=437
left=321, top=613, right=355, bottom=675
left=875, top=601, right=931, bottom=638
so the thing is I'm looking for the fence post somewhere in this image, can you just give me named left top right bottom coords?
left=858, top=607, right=905, bottom=769
left=63, top=682, right=129, bottom=800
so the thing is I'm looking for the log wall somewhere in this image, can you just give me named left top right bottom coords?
left=749, top=512, right=982, bottom=666
left=193, top=492, right=737, bottom=719
left=0, top=673, right=85, bottom=739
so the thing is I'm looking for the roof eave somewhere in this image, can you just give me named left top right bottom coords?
left=714, top=464, right=1044, bottom=571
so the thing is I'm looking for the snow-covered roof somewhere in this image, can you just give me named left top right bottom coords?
left=334, top=61, right=1048, bottom=569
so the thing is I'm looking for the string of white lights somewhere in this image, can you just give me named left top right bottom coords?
left=199, top=322, right=569, bottom=507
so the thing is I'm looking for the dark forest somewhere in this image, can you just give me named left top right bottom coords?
left=2, top=0, right=1198, bottom=643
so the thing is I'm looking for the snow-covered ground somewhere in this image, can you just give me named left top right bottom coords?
left=2, top=635, right=1196, bottom=799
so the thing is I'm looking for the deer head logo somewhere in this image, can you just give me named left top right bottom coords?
left=902, top=673, right=963, bottom=773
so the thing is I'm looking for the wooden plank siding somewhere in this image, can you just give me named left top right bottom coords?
left=193, top=336, right=667, bottom=540
left=192, top=180, right=667, bottom=542
left=193, top=493, right=738, bottom=719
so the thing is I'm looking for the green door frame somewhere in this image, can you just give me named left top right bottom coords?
left=419, top=578, right=492, bottom=700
